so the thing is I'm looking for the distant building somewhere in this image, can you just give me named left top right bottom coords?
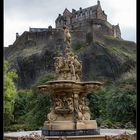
left=13, top=1, right=121, bottom=47
left=55, top=0, right=121, bottom=39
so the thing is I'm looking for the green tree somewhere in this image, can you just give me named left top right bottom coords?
left=87, top=85, right=113, bottom=126
left=87, top=71, right=136, bottom=128
left=4, top=60, right=18, bottom=126
left=106, top=72, right=136, bottom=127
left=18, top=73, right=55, bottom=130
left=13, top=89, right=32, bottom=123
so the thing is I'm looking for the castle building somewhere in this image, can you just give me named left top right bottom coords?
left=14, top=0, right=121, bottom=47
left=55, top=0, right=121, bottom=39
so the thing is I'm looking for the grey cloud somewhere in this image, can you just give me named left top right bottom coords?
left=121, top=27, right=136, bottom=42
left=4, top=0, right=90, bottom=21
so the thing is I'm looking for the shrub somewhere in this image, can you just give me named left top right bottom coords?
left=72, top=42, right=85, bottom=52
left=4, top=124, right=32, bottom=132
left=13, top=89, right=32, bottom=123
left=87, top=74, right=136, bottom=129
left=4, top=60, right=18, bottom=127
left=19, top=73, right=55, bottom=130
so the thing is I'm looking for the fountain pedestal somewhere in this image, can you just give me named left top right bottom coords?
left=38, top=80, right=102, bottom=136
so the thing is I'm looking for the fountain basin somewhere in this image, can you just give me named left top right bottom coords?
left=38, top=80, right=103, bottom=134
left=38, top=80, right=102, bottom=96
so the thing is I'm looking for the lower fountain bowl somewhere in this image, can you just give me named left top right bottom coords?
left=42, top=128, right=100, bottom=136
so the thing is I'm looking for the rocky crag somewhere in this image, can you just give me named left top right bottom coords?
left=4, top=28, right=136, bottom=89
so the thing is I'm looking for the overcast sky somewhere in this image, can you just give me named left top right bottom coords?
left=4, top=0, right=136, bottom=47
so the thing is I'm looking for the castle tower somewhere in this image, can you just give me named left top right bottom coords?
left=97, top=0, right=100, bottom=6
left=112, top=24, right=121, bottom=39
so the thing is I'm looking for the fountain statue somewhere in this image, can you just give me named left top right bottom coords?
left=38, top=25, right=102, bottom=136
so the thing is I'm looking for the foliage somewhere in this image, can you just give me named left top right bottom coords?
left=87, top=86, right=113, bottom=121
left=87, top=71, right=136, bottom=128
left=72, top=42, right=85, bottom=53
left=13, top=89, right=32, bottom=123
left=4, top=124, right=32, bottom=132
left=4, top=60, right=18, bottom=126
left=11, top=73, right=55, bottom=130
left=8, top=67, right=136, bottom=130
left=22, top=93, right=51, bottom=129
left=106, top=71, right=136, bottom=126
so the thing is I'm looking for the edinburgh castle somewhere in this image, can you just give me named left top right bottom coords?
left=55, top=0, right=121, bottom=38
left=13, top=1, right=121, bottom=48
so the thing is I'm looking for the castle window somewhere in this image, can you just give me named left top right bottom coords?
left=97, top=25, right=101, bottom=28
left=87, top=11, right=90, bottom=17
left=82, top=13, right=85, bottom=16
left=90, top=10, right=92, bottom=15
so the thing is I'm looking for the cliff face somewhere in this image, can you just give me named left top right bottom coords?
left=4, top=30, right=136, bottom=89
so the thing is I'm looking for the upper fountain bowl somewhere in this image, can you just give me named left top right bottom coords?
left=38, top=80, right=103, bottom=96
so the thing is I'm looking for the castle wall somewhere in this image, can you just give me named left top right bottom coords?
left=13, top=28, right=87, bottom=51
left=14, top=1, right=121, bottom=47
left=96, top=6, right=107, bottom=21
left=55, top=1, right=121, bottom=39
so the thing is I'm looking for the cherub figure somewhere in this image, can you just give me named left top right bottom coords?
left=67, top=52, right=76, bottom=79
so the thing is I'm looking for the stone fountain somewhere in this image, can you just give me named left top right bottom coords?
left=38, top=25, right=102, bottom=136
